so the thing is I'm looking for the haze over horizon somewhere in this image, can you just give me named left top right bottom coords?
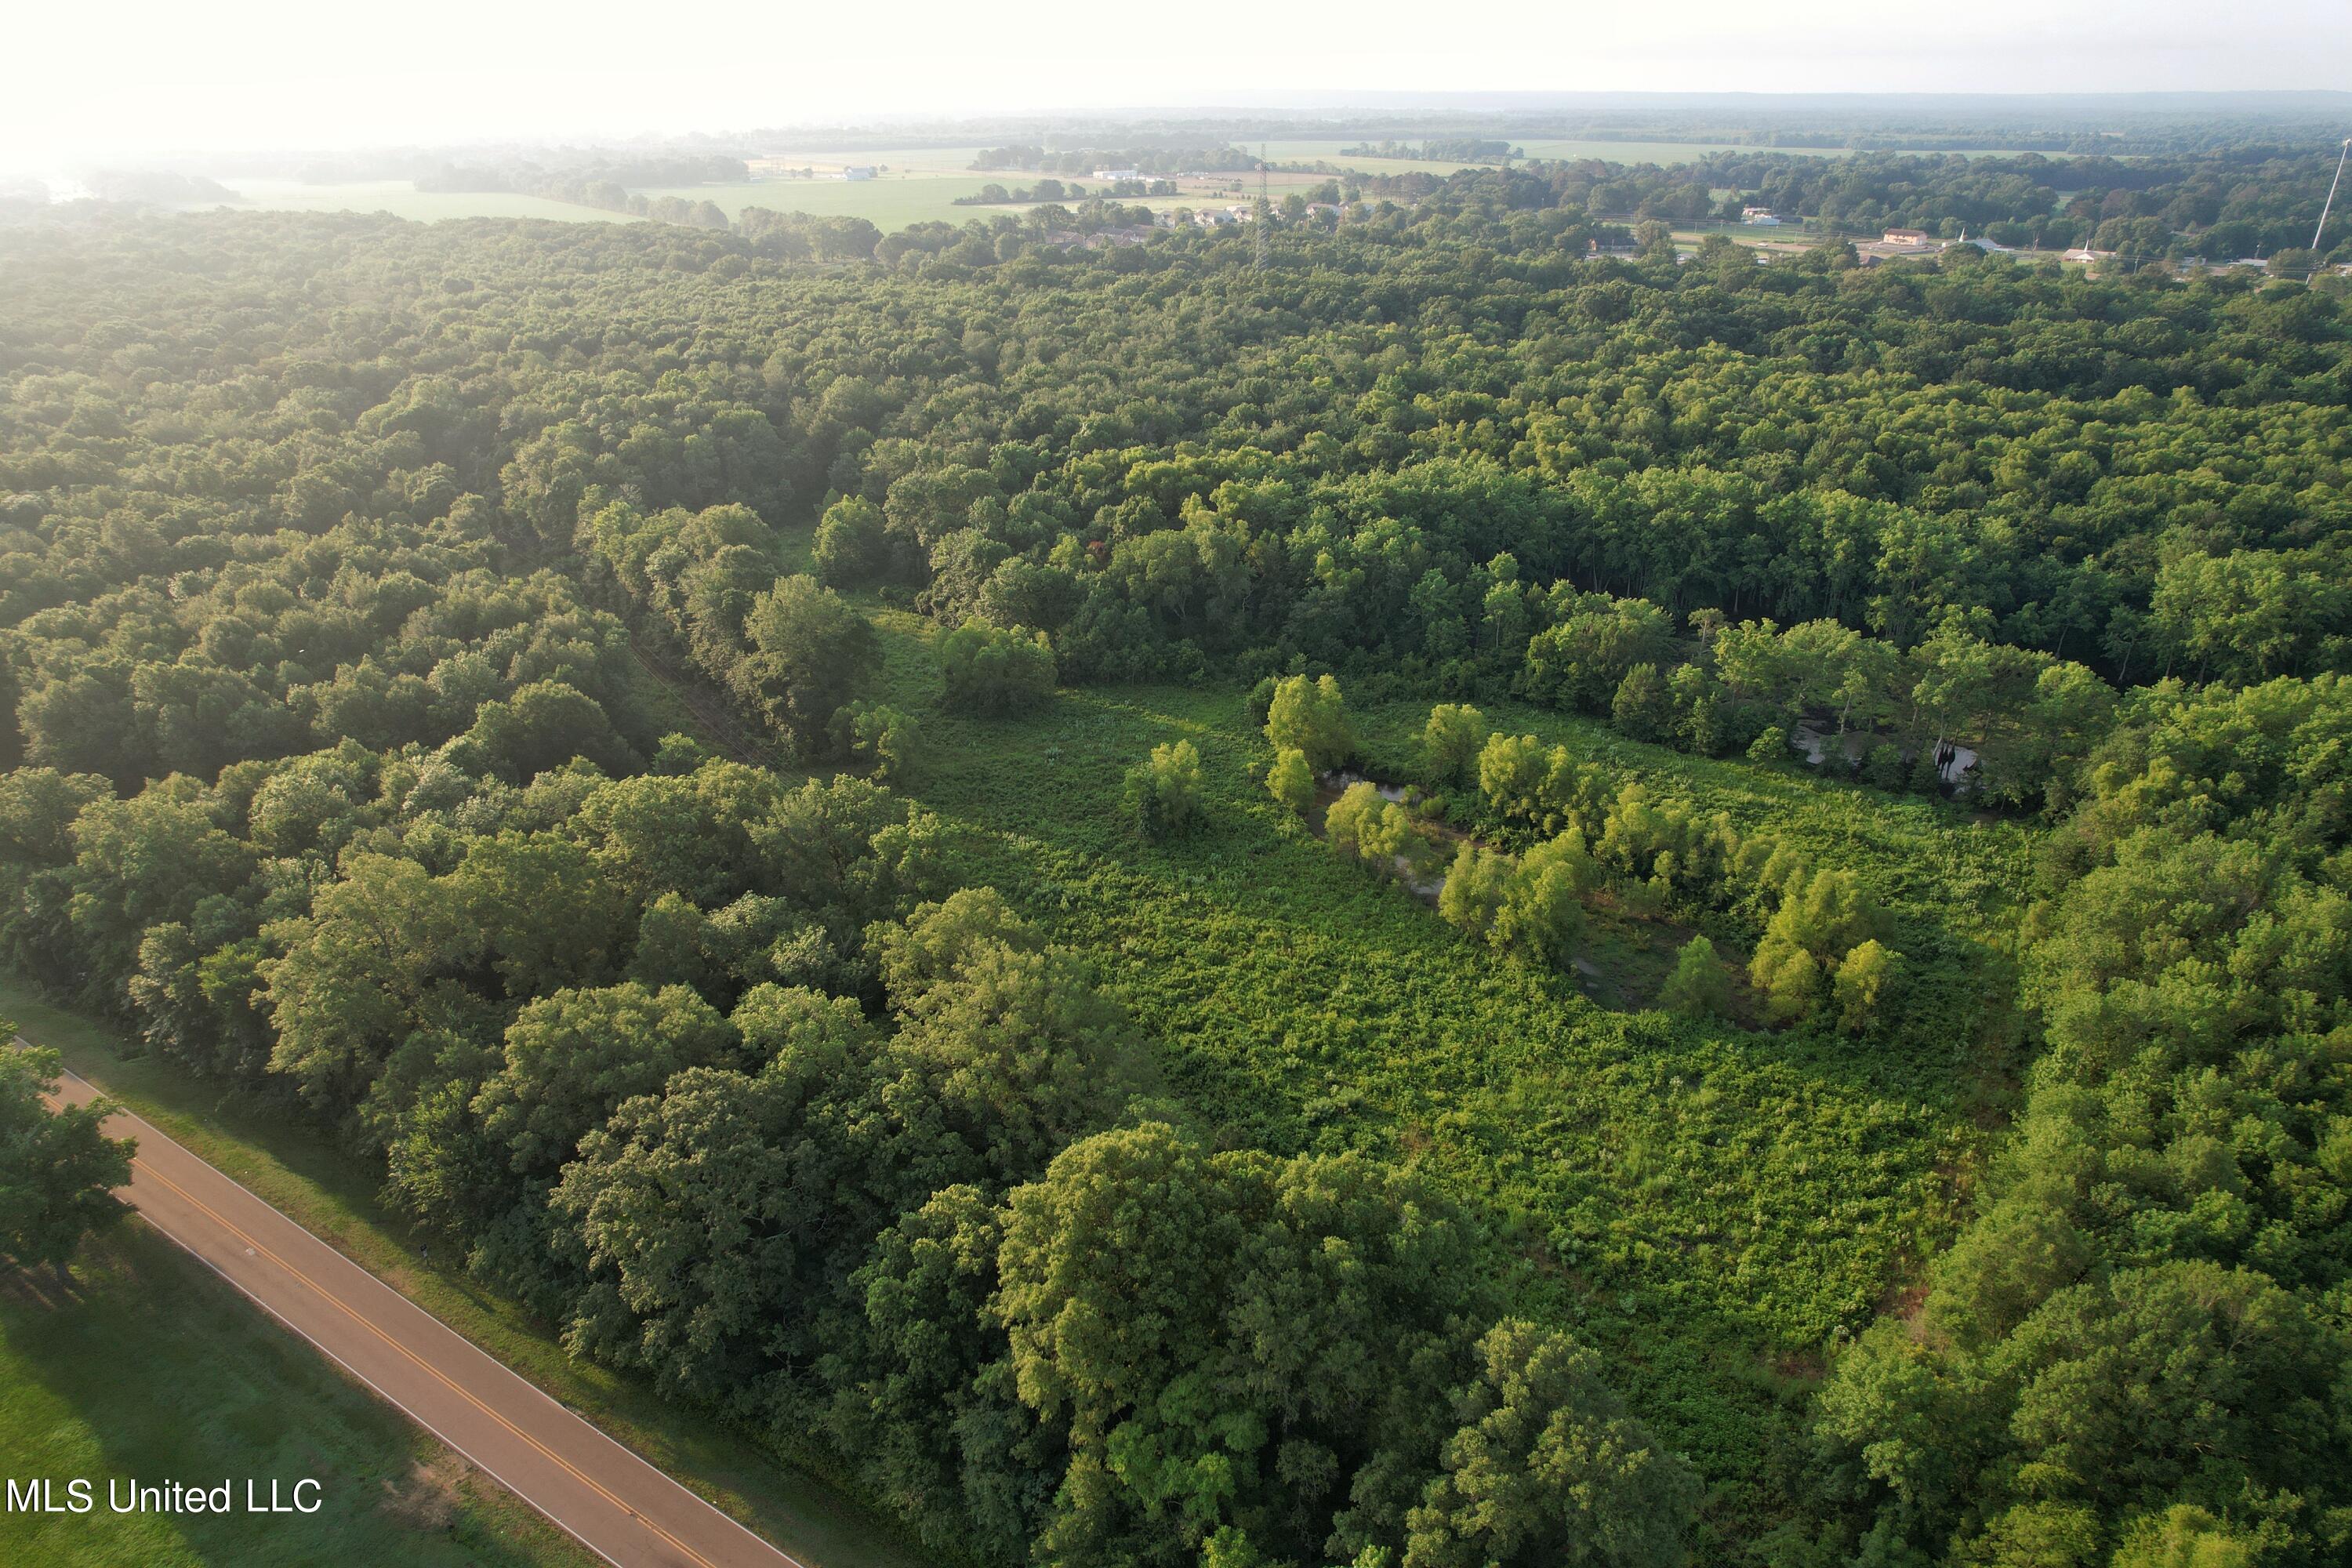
left=8, top=0, right=2350, bottom=175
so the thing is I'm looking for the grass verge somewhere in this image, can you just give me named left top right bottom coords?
left=0, top=1224, right=588, bottom=1567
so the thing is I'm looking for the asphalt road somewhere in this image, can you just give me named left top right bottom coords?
left=39, top=1058, right=808, bottom=1568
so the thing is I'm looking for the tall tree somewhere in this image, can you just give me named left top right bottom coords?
left=0, top=1040, right=134, bottom=1272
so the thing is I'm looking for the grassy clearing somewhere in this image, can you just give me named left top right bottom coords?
left=0, top=981, right=930, bottom=1568
left=630, top=177, right=1106, bottom=230
left=0, top=1226, right=586, bottom=1567
left=849, top=608, right=2019, bottom=1517
left=197, top=180, right=626, bottom=225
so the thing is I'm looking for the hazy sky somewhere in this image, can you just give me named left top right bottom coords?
left=7, top=0, right=2349, bottom=171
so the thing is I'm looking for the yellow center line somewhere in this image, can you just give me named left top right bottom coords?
left=131, top=1156, right=719, bottom=1568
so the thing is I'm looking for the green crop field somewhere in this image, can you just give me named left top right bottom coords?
left=0, top=1225, right=589, bottom=1567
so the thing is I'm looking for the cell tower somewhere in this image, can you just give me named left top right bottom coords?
left=2313, top=137, right=2351, bottom=254
left=1254, top=143, right=1269, bottom=270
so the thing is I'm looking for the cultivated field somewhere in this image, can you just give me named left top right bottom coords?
left=192, top=179, right=626, bottom=223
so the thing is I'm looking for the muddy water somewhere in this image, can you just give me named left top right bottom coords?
left=1308, top=770, right=1476, bottom=906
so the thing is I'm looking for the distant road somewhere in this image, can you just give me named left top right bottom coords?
left=35, top=1051, right=807, bottom=1568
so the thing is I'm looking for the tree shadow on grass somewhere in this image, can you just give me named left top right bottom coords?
left=0, top=1227, right=577, bottom=1567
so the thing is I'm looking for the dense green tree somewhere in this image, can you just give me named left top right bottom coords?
left=1123, top=740, right=1205, bottom=840
left=463, top=680, right=639, bottom=783
left=938, top=622, right=1057, bottom=715
left=1831, top=938, right=1898, bottom=1034
left=1264, top=675, right=1354, bottom=771
left=0, top=1040, right=134, bottom=1271
left=1657, top=935, right=1732, bottom=1018
left=1265, top=746, right=1316, bottom=815
left=1421, top=703, right=1489, bottom=787
left=1438, top=844, right=1512, bottom=943
left=832, top=700, right=921, bottom=785
left=1491, top=835, right=1589, bottom=967
left=474, top=983, right=739, bottom=1176
left=736, top=576, right=878, bottom=752
left=1402, top=1320, right=1700, bottom=1568
left=1610, top=663, right=1673, bottom=743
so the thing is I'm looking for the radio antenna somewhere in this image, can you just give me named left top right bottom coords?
left=2312, top=137, right=2351, bottom=252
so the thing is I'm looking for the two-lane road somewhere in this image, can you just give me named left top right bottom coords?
left=37, top=1052, right=807, bottom=1568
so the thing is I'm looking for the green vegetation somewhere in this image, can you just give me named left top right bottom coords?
left=2, top=145, right=2349, bottom=1568
left=0, top=1037, right=132, bottom=1270
left=1123, top=739, right=1205, bottom=839
left=188, top=178, right=630, bottom=225
left=0, top=1224, right=590, bottom=1567
left=0, top=979, right=927, bottom=1568
left=938, top=622, right=1056, bottom=715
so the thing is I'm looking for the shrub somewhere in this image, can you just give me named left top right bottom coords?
left=1266, top=746, right=1316, bottom=815
left=938, top=621, right=1056, bottom=715
left=1124, top=740, right=1205, bottom=840
left=1421, top=703, right=1489, bottom=786
left=1264, top=674, right=1354, bottom=770
left=1657, top=935, right=1733, bottom=1018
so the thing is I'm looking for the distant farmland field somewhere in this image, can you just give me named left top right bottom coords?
left=200, top=169, right=1172, bottom=233
left=188, top=139, right=2025, bottom=233
left=1253, top=136, right=1833, bottom=172
left=633, top=175, right=1036, bottom=228
left=198, top=178, right=624, bottom=223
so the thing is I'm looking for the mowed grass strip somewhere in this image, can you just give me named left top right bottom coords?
left=0, top=1225, right=587, bottom=1568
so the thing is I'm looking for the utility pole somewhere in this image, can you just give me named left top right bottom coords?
left=2312, top=137, right=2351, bottom=253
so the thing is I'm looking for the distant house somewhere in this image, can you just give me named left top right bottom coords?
left=1091, top=167, right=1141, bottom=183
left=1195, top=209, right=1235, bottom=227
left=2062, top=245, right=2114, bottom=263
left=1857, top=227, right=1946, bottom=266
left=840, top=165, right=877, bottom=182
left=1741, top=206, right=1783, bottom=225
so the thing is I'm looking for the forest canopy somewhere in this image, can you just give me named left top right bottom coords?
left=2, top=151, right=2348, bottom=1567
